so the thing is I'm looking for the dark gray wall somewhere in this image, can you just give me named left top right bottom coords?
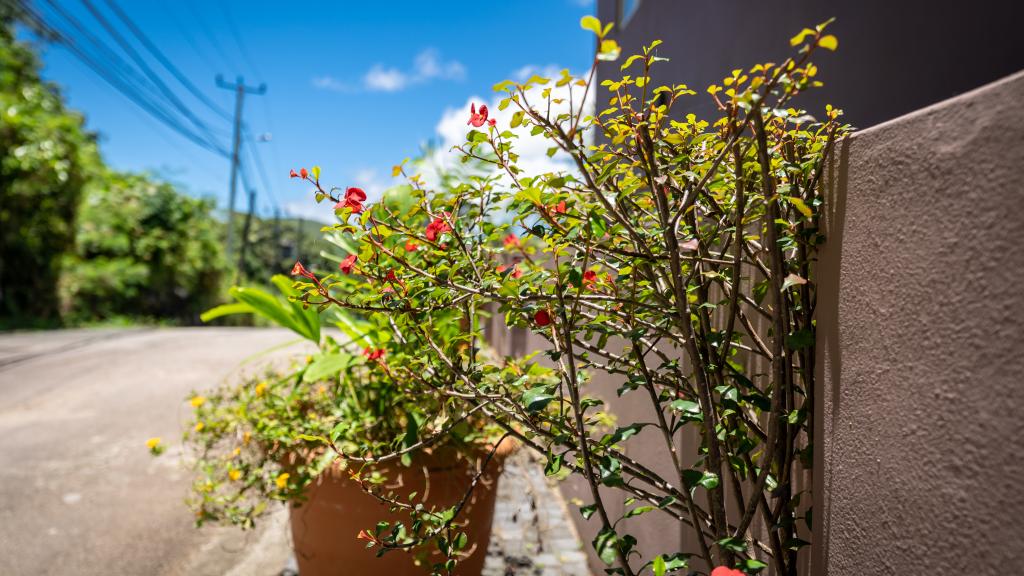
left=814, top=69, right=1024, bottom=576
left=597, top=0, right=1024, bottom=128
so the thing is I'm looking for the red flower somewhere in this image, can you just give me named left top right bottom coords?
left=289, top=169, right=299, bottom=178
left=467, top=103, right=489, bottom=128
left=425, top=213, right=452, bottom=242
left=290, top=261, right=315, bottom=279
left=534, top=309, right=552, bottom=326
left=552, top=200, right=567, bottom=214
left=497, top=262, right=522, bottom=279
left=503, top=233, right=520, bottom=248
left=362, top=347, right=386, bottom=361
left=339, top=254, right=358, bottom=274
left=300, top=168, right=308, bottom=179
left=336, top=187, right=367, bottom=214
left=386, top=269, right=398, bottom=282
left=583, top=270, right=598, bottom=286
left=357, top=529, right=376, bottom=542
left=381, top=285, right=395, bottom=294
left=710, top=568, right=744, bottom=576
left=488, top=118, right=496, bottom=127
left=404, top=239, right=419, bottom=252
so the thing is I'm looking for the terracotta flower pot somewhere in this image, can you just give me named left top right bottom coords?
left=289, top=443, right=513, bottom=576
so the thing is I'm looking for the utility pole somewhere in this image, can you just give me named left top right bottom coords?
left=216, top=75, right=265, bottom=261
left=236, top=189, right=256, bottom=281
left=272, top=208, right=282, bottom=267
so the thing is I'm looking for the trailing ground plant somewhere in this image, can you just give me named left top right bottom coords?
left=285, top=18, right=847, bottom=575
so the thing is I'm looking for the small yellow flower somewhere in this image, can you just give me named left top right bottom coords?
left=194, top=422, right=205, bottom=432
left=231, top=447, right=241, bottom=458
left=254, top=381, right=268, bottom=396
left=242, top=431, right=252, bottom=444
left=275, top=472, right=290, bottom=489
left=190, top=395, right=206, bottom=408
left=228, top=469, right=242, bottom=481
left=316, top=384, right=327, bottom=395
left=146, top=437, right=162, bottom=449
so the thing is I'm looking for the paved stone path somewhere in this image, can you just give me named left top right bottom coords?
left=0, top=328, right=589, bottom=575
left=483, top=450, right=591, bottom=576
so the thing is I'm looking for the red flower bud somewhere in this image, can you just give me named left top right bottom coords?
left=503, top=233, right=520, bottom=248
left=289, top=169, right=299, bottom=178
left=290, top=261, right=315, bottom=279
left=299, top=168, right=308, bottom=179
left=339, top=254, right=358, bottom=274
left=362, top=347, right=385, bottom=361
left=404, top=239, right=419, bottom=252
left=534, top=309, right=552, bottom=326
left=583, top=270, right=598, bottom=286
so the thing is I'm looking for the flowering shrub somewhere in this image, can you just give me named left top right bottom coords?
left=283, top=17, right=847, bottom=576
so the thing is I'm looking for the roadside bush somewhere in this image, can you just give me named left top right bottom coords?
left=60, top=170, right=225, bottom=324
left=0, top=14, right=97, bottom=327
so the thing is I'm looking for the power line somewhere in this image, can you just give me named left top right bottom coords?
left=79, top=0, right=227, bottom=152
left=20, top=1, right=229, bottom=158
left=100, top=0, right=233, bottom=122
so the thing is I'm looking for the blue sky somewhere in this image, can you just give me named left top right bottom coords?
left=24, top=0, right=596, bottom=220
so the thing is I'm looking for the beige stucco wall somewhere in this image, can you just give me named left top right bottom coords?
left=814, top=70, right=1024, bottom=575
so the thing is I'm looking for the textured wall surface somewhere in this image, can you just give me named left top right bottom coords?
left=814, top=70, right=1024, bottom=575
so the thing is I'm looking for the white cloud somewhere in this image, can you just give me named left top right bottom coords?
left=421, top=64, right=594, bottom=189
left=311, top=76, right=352, bottom=92
left=315, top=48, right=466, bottom=94
left=364, top=65, right=409, bottom=92
left=351, top=167, right=389, bottom=201
left=283, top=199, right=335, bottom=224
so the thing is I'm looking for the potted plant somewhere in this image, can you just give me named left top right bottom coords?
left=180, top=259, right=527, bottom=575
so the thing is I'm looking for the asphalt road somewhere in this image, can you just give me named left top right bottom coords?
left=0, top=328, right=315, bottom=576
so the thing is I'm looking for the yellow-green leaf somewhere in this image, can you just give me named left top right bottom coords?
left=789, top=28, right=815, bottom=46
left=787, top=196, right=813, bottom=218
left=818, top=34, right=838, bottom=51
left=580, top=15, right=602, bottom=36
left=598, top=39, right=621, bottom=62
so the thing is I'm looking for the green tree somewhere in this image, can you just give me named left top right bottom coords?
left=60, top=170, right=225, bottom=323
left=0, top=12, right=98, bottom=327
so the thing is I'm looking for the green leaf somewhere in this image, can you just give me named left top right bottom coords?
left=593, top=528, right=620, bottom=565
left=580, top=503, right=598, bottom=520
left=717, top=536, right=748, bottom=554
left=303, top=351, right=354, bottom=383
left=199, top=302, right=255, bottom=322
left=786, top=328, right=814, bottom=350
left=744, top=558, right=769, bottom=572
left=522, top=386, right=556, bottom=412
left=786, top=196, right=813, bottom=218
left=580, top=15, right=602, bottom=36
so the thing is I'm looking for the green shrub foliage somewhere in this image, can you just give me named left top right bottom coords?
left=281, top=18, right=848, bottom=576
